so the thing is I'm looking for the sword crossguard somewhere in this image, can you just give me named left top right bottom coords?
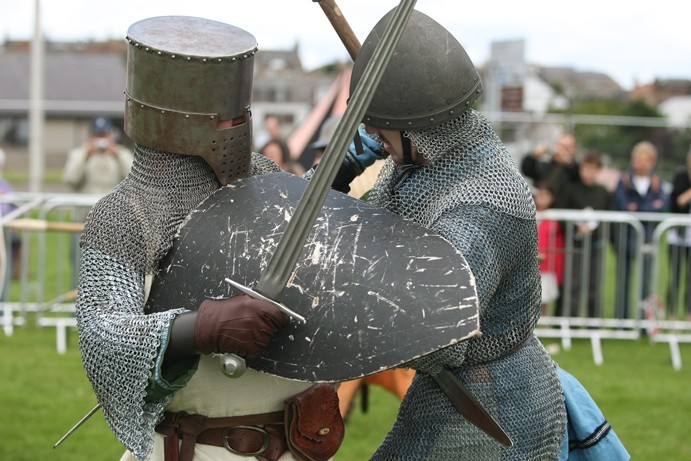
left=219, top=279, right=306, bottom=378
left=224, top=278, right=307, bottom=324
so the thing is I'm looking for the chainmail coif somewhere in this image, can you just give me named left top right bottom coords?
left=76, top=146, right=280, bottom=460
left=366, top=109, right=566, bottom=460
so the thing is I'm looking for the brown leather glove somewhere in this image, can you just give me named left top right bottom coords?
left=194, top=295, right=288, bottom=357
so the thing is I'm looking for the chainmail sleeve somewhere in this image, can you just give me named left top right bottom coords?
left=77, top=193, right=188, bottom=460
left=77, top=247, right=183, bottom=458
left=75, top=148, right=280, bottom=460
left=435, top=206, right=542, bottom=363
left=406, top=204, right=540, bottom=374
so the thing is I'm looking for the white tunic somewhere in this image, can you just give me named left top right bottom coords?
left=120, top=356, right=321, bottom=461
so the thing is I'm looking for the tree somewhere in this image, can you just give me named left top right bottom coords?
left=550, top=99, right=688, bottom=175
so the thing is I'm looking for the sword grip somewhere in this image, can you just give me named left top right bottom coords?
left=219, top=279, right=306, bottom=377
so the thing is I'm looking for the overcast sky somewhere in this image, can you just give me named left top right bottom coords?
left=1, top=0, right=690, bottom=90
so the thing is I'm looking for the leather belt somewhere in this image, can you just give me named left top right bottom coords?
left=155, top=410, right=287, bottom=461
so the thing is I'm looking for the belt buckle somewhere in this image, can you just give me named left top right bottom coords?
left=222, top=425, right=270, bottom=456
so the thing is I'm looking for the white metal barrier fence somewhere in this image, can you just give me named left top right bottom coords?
left=0, top=192, right=99, bottom=352
left=1, top=194, right=690, bottom=369
left=535, top=209, right=691, bottom=369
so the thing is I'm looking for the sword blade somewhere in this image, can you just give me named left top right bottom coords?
left=433, top=368, right=513, bottom=447
left=254, top=0, right=417, bottom=302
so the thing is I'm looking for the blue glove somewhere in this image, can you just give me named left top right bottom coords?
left=344, top=124, right=389, bottom=175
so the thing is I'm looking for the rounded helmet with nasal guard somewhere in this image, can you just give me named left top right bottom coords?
left=349, top=9, right=483, bottom=132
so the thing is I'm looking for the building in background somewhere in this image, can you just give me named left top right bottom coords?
left=0, top=39, right=126, bottom=171
left=0, top=39, right=339, bottom=178
left=1, top=37, right=689, bottom=183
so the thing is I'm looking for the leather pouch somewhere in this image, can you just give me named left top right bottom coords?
left=284, top=384, right=345, bottom=461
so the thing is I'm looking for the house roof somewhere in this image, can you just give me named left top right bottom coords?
left=254, top=46, right=303, bottom=73
left=536, top=66, right=626, bottom=100
left=0, top=43, right=329, bottom=118
left=0, top=50, right=126, bottom=116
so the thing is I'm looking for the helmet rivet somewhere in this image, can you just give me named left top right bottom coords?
left=171, top=55, right=176, bottom=59
left=202, top=58, right=208, bottom=63
left=161, top=110, right=165, bottom=114
left=217, top=58, right=222, bottom=63
left=185, top=115, right=190, bottom=119
left=187, top=57, right=192, bottom=61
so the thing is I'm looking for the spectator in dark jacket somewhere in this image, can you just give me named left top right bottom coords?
left=612, top=141, right=670, bottom=319
left=521, top=133, right=580, bottom=207
left=561, top=151, right=611, bottom=318
left=667, top=149, right=691, bottom=319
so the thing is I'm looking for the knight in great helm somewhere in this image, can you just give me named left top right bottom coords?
left=76, top=16, right=342, bottom=461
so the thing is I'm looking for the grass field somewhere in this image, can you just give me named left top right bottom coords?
left=1, top=219, right=690, bottom=460
left=1, top=320, right=690, bottom=460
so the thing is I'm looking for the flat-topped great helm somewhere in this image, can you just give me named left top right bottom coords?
left=124, top=16, right=256, bottom=184
left=350, top=9, right=482, bottom=131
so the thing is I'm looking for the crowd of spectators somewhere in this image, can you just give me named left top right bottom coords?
left=524, top=134, right=689, bottom=321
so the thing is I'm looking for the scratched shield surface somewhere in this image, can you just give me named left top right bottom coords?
left=146, top=172, right=479, bottom=382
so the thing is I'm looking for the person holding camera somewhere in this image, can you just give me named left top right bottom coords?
left=62, top=116, right=134, bottom=195
left=521, top=133, right=580, bottom=207
left=62, top=117, right=134, bottom=289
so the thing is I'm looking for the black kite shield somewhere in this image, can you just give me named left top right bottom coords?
left=146, top=172, right=479, bottom=382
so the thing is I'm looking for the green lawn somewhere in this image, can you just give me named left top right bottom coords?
left=1, top=322, right=689, bottom=460
left=1, top=222, right=689, bottom=460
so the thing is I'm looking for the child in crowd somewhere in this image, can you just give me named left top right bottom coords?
left=535, top=183, right=565, bottom=315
